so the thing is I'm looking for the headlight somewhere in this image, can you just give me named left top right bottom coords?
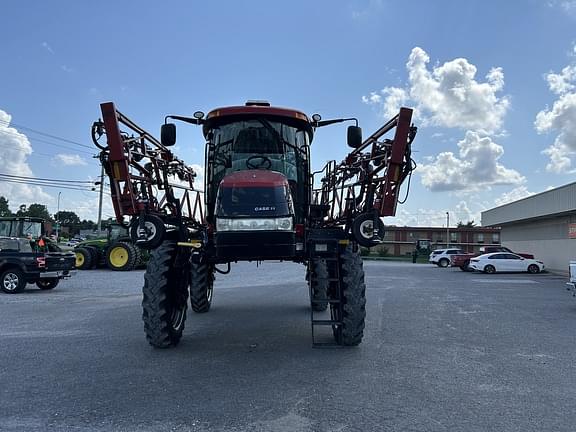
left=216, top=217, right=293, bottom=232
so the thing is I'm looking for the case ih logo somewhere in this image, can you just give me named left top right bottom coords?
left=254, top=206, right=276, bottom=212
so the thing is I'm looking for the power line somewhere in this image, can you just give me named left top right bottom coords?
left=0, top=177, right=96, bottom=192
left=0, top=118, right=93, bottom=149
left=0, top=173, right=96, bottom=184
left=0, top=128, right=95, bottom=156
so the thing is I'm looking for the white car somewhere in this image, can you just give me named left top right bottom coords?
left=429, top=248, right=463, bottom=267
left=469, top=252, right=545, bottom=274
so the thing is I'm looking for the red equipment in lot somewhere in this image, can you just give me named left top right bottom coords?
left=91, top=100, right=417, bottom=347
left=451, top=246, right=535, bottom=271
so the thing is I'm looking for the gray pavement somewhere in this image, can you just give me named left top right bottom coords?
left=1, top=261, right=575, bottom=432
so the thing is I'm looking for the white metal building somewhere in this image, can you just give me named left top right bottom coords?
left=481, top=182, right=576, bottom=273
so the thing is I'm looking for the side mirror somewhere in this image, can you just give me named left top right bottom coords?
left=161, top=123, right=176, bottom=147
left=347, top=126, right=362, bottom=148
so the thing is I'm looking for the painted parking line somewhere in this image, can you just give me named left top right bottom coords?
left=470, top=279, right=540, bottom=284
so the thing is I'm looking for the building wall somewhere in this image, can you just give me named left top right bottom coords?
left=500, top=215, right=576, bottom=273
left=482, top=181, right=576, bottom=226
left=374, top=226, right=501, bottom=256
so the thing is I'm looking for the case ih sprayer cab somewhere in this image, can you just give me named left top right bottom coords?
left=92, top=100, right=416, bottom=347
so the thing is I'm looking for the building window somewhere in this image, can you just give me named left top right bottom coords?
left=477, top=233, right=484, bottom=243
left=450, top=232, right=458, bottom=242
left=492, top=233, right=500, bottom=243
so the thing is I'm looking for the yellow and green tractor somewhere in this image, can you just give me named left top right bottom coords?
left=74, top=224, right=146, bottom=271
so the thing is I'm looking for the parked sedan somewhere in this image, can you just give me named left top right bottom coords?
left=469, top=252, right=545, bottom=274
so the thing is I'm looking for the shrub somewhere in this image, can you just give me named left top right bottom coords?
left=377, top=247, right=389, bottom=257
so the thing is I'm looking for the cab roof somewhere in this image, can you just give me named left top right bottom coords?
left=203, top=101, right=313, bottom=139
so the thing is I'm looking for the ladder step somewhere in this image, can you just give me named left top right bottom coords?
left=312, top=319, right=342, bottom=325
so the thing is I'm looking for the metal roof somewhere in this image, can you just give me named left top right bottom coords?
left=482, top=181, right=576, bottom=226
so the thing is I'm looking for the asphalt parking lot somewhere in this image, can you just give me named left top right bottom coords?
left=1, top=261, right=575, bottom=432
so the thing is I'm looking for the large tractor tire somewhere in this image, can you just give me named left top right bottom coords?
left=75, top=247, right=94, bottom=270
left=85, top=246, right=101, bottom=268
left=142, top=241, right=190, bottom=348
left=133, top=246, right=144, bottom=268
left=309, top=258, right=328, bottom=312
left=331, top=245, right=366, bottom=346
left=106, top=242, right=137, bottom=271
left=190, top=260, right=214, bottom=313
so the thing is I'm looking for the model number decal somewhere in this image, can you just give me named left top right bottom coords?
left=254, top=206, right=276, bottom=212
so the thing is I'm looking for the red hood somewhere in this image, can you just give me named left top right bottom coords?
left=219, top=170, right=289, bottom=188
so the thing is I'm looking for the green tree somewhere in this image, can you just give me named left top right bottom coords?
left=456, top=220, right=476, bottom=228
left=0, top=196, right=12, bottom=217
left=78, top=219, right=96, bottom=231
left=54, top=210, right=80, bottom=226
left=17, top=203, right=53, bottom=221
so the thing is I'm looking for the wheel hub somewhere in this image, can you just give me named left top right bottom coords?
left=359, top=220, right=374, bottom=238
left=109, top=247, right=129, bottom=267
left=3, top=273, right=19, bottom=291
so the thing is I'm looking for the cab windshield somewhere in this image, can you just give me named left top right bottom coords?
left=210, top=119, right=309, bottom=185
left=0, top=220, right=43, bottom=238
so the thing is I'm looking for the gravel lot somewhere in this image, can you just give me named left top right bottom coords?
left=1, top=261, right=575, bottom=432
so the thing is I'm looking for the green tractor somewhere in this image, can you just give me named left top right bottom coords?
left=0, top=216, right=61, bottom=252
left=74, top=224, right=145, bottom=271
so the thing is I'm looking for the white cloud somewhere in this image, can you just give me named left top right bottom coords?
left=363, top=47, right=510, bottom=134
left=190, top=164, right=204, bottom=188
left=41, top=41, right=54, bottom=54
left=549, top=0, right=576, bottom=14
left=493, top=186, right=535, bottom=207
left=453, top=201, right=479, bottom=225
left=351, top=0, right=384, bottom=20
left=386, top=203, right=480, bottom=227
left=0, top=109, right=52, bottom=209
left=54, top=153, right=88, bottom=166
left=362, top=87, right=408, bottom=120
left=418, top=131, right=524, bottom=191
left=386, top=208, right=446, bottom=227
left=72, top=193, right=115, bottom=222
left=535, top=52, right=576, bottom=173
left=545, top=65, right=576, bottom=94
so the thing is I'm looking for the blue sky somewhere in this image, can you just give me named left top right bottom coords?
left=1, top=0, right=575, bottom=226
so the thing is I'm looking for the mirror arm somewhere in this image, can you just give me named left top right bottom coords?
left=165, top=115, right=205, bottom=125
left=314, top=117, right=358, bottom=128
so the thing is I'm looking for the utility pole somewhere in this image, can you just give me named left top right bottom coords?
left=446, top=211, right=450, bottom=247
left=56, top=192, right=61, bottom=241
left=97, top=164, right=104, bottom=233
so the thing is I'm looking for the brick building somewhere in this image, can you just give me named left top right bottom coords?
left=376, top=226, right=501, bottom=256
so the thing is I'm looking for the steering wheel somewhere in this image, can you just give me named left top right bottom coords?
left=246, top=155, right=272, bottom=170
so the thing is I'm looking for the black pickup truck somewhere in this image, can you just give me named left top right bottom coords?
left=0, top=237, right=76, bottom=293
